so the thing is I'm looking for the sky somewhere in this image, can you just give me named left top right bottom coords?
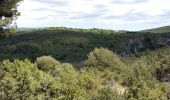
left=16, top=0, right=170, bottom=31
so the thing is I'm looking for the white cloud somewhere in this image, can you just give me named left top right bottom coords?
left=16, top=0, right=170, bottom=30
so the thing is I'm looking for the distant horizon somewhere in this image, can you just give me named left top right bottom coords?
left=17, top=25, right=170, bottom=32
left=16, top=0, right=170, bottom=31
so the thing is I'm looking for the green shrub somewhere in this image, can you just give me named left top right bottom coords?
left=78, top=69, right=101, bottom=92
left=96, top=87, right=120, bottom=100
left=0, top=59, right=40, bottom=99
left=85, top=47, right=126, bottom=71
left=126, top=76, right=167, bottom=100
left=35, top=56, right=61, bottom=76
left=126, top=59, right=168, bottom=100
left=0, top=59, right=65, bottom=99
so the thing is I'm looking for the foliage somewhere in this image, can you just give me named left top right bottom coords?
left=36, top=56, right=61, bottom=76
left=0, top=27, right=170, bottom=99
left=0, top=57, right=121, bottom=99
left=0, top=59, right=40, bottom=99
left=0, top=0, right=22, bottom=37
left=96, top=87, right=120, bottom=100
left=84, top=47, right=129, bottom=83
left=126, top=60, right=167, bottom=100
left=0, top=27, right=169, bottom=62
left=141, top=26, right=170, bottom=33
left=85, top=48, right=126, bottom=69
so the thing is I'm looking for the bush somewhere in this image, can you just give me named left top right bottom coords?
left=78, top=69, right=101, bottom=91
left=0, top=59, right=40, bottom=99
left=85, top=47, right=126, bottom=71
left=126, top=76, right=167, bottom=100
left=126, top=59, right=167, bottom=100
left=35, top=56, right=61, bottom=76
left=96, top=87, right=120, bottom=100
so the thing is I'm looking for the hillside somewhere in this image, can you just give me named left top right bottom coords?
left=0, top=27, right=170, bottom=99
left=1, top=0, right=170, bottom=99
left=141, top=26, right=170, bottom=33
left=0, top=27, right=170, bottom=63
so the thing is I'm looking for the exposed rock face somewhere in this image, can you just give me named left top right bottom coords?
left=119, top=34, right=170, bottom=57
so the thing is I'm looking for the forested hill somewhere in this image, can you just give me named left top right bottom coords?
left=0, top=27, right=170, bottom=62
left=0, top=26, right=170, bottom=99
left=141, top=26, right=170, bottom=33
left=1, top=0, right=170, bottom=99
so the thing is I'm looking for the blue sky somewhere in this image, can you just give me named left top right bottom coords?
left=16, top=0, right=170, bottom=31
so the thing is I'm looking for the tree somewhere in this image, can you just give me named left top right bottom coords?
left=84, top=47, right=126, bottom=71
left=0, top=0, right=22, bottom=36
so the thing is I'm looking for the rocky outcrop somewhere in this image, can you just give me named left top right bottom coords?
left=119, top=34, right=170, bottom=57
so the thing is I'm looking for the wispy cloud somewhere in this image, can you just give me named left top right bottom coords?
left=17, top=0, right=170, bottom=31
left=112, top=0, right=148, bottom=4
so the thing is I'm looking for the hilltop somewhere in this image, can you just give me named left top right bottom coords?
left=141, top=26, right=170, bottom=33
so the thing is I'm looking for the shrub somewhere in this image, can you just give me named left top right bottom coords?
left=96, top=87, right=120, bottom=100
left=56, top=63, right=78, bottom=85
left=78, top=68, right=103, bottom=100
left=0, top=59, right=40, bottom=99
left=0, top=59, right=63, bottom=99
left=126, top=76, right=167, bottom=100
left=84, top=47, right=126, bottom=71
left=35, top=56, right=61, bottom=76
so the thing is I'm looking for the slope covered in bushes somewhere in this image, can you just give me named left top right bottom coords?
left=0, top=27, right=170, bottom=63
left=0, top=48, right=168, bottom=99
left=0, top=27, right=170, bottom=99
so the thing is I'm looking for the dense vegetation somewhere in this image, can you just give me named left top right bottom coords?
left=0, top=27, right=170, bottom=62
left=141, top=26, right=170, bottom=33
left=0, top=26, right=170, bottom=99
